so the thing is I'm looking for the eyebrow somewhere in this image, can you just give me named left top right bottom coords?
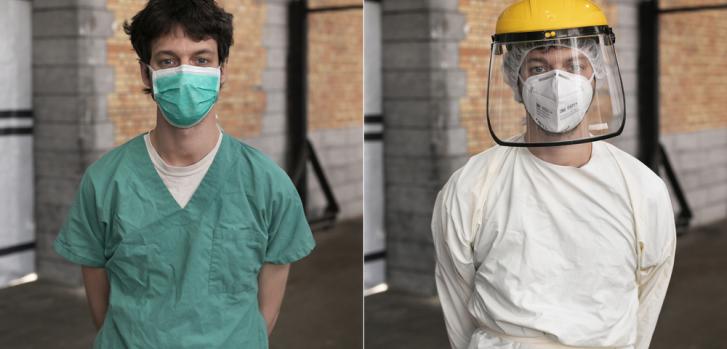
left=564, top=56, right=588, bottom=65
left=153, top=49, right=215, bottom=58
left=525, top=57, right=549, bottom=65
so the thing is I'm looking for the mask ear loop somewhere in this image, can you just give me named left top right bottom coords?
left=144, top=58, right=154, bottom=102
left=141, top=61, right=157, bottom=98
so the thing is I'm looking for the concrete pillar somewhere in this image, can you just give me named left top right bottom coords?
left=382, top=0, right=468, bottom=295
left=607, top=0, right=640, bottom=156
left=246, top=0, right=290, bottom=166
left=33, top=0, right=114, bottom=286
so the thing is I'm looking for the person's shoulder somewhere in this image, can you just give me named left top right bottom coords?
left=228, top=136, right=286, bottom=174
left=600, top=141, right=668, bottom=198
left=226, top=135, right=294, bottom=189
left=466, top=143, right=511, bottom=169
left=83, top=134, right=144, bottom=184
left=439, top=145, right=513, bottom=211
left=447, top=144, right=511, bottom=190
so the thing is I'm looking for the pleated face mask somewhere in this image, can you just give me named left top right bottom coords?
left=149, top=64, right=221, bottom=128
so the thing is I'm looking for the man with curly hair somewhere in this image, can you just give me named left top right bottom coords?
left=52, top=1, right=315, bottom=347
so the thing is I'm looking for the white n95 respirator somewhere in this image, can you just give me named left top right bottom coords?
left=520, top=69, right=594, bottom=134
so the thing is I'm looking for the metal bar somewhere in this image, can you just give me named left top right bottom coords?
left=637, top=0, right=660, bottom=171
left=364, top=133, right=383, bottom=141
left=659, top=3, right=727, bottom=14
left=307, top=138, right=340, bottom=218
left=364, top=250, right=387, bottom=262
left=287, top=0, right=346, bottom=226
left=0, top=110, right=33, bottom=118
left=637, top=0, right=695, bottom=233
left=308, top=4, right=363, bottom=13
left=0, top=241, right=36, bottom=258
left=0, top=127, right=33, bottom=136
left=287, top=0, right=309, bottom=208
left=659, top=143, right=693, bottom=234
left=364, top=114, right=383, bottom=124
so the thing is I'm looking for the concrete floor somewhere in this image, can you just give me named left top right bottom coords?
left=0, top=218, right=362, bottom=349
left=366, top=219, right=727, bottom=349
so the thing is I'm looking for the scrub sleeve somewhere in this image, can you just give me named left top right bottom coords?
left=53, top=173, right=107, bottom=267
left=265, top=186, right=315, bottom=265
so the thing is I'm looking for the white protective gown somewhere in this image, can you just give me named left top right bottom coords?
left=432, top=141, right=676, bottom=349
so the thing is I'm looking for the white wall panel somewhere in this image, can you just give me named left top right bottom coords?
left=0, top=0, right=35, bottom=289
left=364, top=1, right=385, bottom=291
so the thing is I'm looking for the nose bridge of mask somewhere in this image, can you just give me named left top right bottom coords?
left=150, top=64, right=221, bottom=92
left=523, top=70, right=592, bottom=104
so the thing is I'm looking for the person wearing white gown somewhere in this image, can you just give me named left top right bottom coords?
left=432, top=1, right=676, bottom=348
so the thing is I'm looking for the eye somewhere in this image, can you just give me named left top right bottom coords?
left=159, top=58, right=176, bottom=67
left=196, top=57, right=210, bottom=65
left=569, top=63, right=584, bottom=73
left=530, top=66, right=547, bottom=74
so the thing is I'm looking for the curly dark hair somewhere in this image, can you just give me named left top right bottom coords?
left=123, top=0, right=234, bottom=94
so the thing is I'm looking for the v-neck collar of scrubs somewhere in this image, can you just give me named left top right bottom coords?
left=144, top=130, right=222, bottom=178
left=129, top=130, right=236, bottom=214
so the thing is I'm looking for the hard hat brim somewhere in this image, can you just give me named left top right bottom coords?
left=492, top=25, right=615, bottom=46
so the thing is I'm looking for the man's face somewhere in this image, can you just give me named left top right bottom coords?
left=141, top=25, right=225, bottom=88
left=519, top=45, right=596, bottom=140
left=519, top=45, right=594, bottom=81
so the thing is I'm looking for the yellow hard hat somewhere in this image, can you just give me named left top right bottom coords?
left=494, top=0, right=611, bottom=42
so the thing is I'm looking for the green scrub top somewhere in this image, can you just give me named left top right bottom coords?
left=52, top=132, right=315, bottom=349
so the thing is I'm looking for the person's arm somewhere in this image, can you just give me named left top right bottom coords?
left=81, top=266, right=110, bottom=330
left=259, top=167, right=315, bottom=335
left=635, top=238, right=675, bottom=349
left=635, top=182, right=677, bottom=349
left=257, top=263, right=291, bottom=336
left=432, top=170, right=478, bottom=349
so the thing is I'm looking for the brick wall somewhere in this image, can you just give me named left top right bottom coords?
left=659, top=2, right=727, bottom=226
left=106, top=0, right=267, bottom=144
left=308, top=1, right=363, bottom=131
left=661, top=0, right=727, bottom=7
left=660, top=9, right=727, bottom=134
left=306, top=1, right=363, bottom=220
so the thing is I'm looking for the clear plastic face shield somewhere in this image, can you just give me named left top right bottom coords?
left=486, top=27, right=625, bottom=146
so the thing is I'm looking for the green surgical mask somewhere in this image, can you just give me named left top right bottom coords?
left=149, top=64, right=221, bottom=128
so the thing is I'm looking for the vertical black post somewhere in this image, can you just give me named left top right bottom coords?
left=287, top=0, right=308, bottom=209
left=638, top=0, right=694, bottom=232
left=638, top=0, right=660, bottom=171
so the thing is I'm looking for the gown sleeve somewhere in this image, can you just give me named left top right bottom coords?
left=432, top=169, right=478, bottom=349
left=635, top=180, right=677, bottom=349
left=52, top=172, right=107, bottom=267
